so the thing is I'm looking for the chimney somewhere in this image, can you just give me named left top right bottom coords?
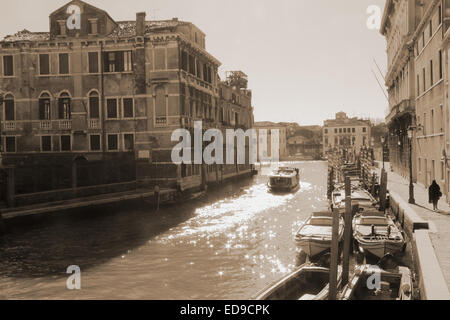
left=136, top=12, right=146, bottom=36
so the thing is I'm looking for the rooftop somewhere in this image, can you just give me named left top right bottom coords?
left=2, top=19, right=190, bottom=42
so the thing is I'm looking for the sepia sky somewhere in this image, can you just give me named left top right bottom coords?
left=0, top=0, right=387, bottom=125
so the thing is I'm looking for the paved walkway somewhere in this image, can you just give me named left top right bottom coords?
left=375, top=162, right=450, bottom=289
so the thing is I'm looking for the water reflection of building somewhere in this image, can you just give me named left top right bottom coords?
left=322, top=112, right=371, bottom=158
left=0, top=0, right=254, bottom=208
left=254, top=122, right=288, bottom=161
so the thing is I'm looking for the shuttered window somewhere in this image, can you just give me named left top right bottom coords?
left=59, top=53, right=69, bottom=74
left=39, top=54, right=50, bottom=75
left=88, top=52, right=99, bottom=73
left=3, top=55, right=13, bottom=76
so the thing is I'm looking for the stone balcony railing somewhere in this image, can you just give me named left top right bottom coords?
left=88, top=119, right=101, bottom=129
left=3, top=121, right=16, bottom=131
left=59, top=120, right=72, bottom=130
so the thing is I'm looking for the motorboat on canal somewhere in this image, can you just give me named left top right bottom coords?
left=339, top=265, right=413, bottom=300
left=352, top=211, right=405, bottom=260
left=254, top=264, right=342, bottom=300
left=295, top=212, right=345, bottom=258
left=267, top=167, right=300, bottom=192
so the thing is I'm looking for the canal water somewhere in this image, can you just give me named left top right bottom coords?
left=0, top=161, right=328, bottom=300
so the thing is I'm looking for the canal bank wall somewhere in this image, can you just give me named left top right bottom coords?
left=0, top=169, right=255, bottom=230
left=389, top=191, right=450, bottom=300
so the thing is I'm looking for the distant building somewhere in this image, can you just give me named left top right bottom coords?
left=322, top=112, right=371, bottom=157
left=287, top=135, right=322, bottom=160
left=254, top=122, right=288, bottom=161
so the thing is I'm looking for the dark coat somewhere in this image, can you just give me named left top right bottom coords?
left=429, top=182, right=442, bottom=203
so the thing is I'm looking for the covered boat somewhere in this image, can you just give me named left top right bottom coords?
left=353, top=211, right=405, bottom=260
left=254, top=265, right=342, bottom=300
left=331, top=188, right=377, bottom=214
left=268, top=167, right=300, bottom=192
left=295, top=212, right=345, bottom=258
left=339, top=265, right=413, bottom=300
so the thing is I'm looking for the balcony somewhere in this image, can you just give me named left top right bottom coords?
left=156, top=117, right=167, bottom=126
left=40, top=121, right=52, bottom=130
left=3, top=121, right=16, bottom=131
left=59, top=120, right=72, bottom=130
left=88, top=119, right=101, bottom=129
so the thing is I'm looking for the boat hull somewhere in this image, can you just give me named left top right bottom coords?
left=254, top=265, right=341, bottom=300
left=355, top=239, right=405, bottom=259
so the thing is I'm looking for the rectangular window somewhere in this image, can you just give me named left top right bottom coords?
left=363, top=127, right=367, bottom=133
left=5, top=137, right=16, bottom=153
left=89, top=95, right=100, bottom=119
left=419, top=158, right=422, bottom=172
left=3, top=55, right=13, bottom=76
left=430, top=60, right=433, bottom=86
left=108, top=134, right=118, bottom=151
left=439, top=50, right=443, bottom=80
left=431, top=109, right=435, bottom=134
left=439, top=5, right=442, bottom=25
left=422, top=32, right=425, bottom=48
left=441, top=161, right=445, bottom=180
left=107, top=99, right=118, bottom=119
left=90, top=134, right=101, bottom=151
left=39, top=98, right=51, bottom=120
left=4, top=98, right=15, bottom=121
left=181, top=51, right=188, bottom=71
left=61, top=135, right=71, bottom=151
left=39, top=54, right=50, bottom=75
left=123, top=98, right=134, bottom=118
left=41, top=136, right=52, bottom=152
left=324, top=129, right=328, bottom=134
left=423, top=68, right=426, bottom=92
left=417, top=74, right=420, bottom=96
left=59, top=53, right=69, bottom=74
left=58, top=97, right=71, bottom=119
left=124, top=134, right=134, bottom=151
left=88, top=52, right=99, bottom=73
left=103, top=51, right=132, bottom=73
left=352, top=128, right=356, bottom=133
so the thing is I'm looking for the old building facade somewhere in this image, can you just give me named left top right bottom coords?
left=322, top=112, right=371, bottom=158
left=380, top=0, right=418, bottom=181
left=0, top=0, right=254, bottom=207
left=413, top=0, right=446, bottom=189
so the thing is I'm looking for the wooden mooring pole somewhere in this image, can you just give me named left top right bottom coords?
left=342, top=176, right=352, bottom=286
left=379, top=169, right=388, bottom=212
left=329, top=207, right=340, bottom=300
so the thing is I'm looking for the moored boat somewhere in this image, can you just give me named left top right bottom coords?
left=331, top=188, right=377, bottom=214
left=353, top=211, right=405, bottom=260
left=339, top=265, right=413, bottom=300
left=268, top=167, right=300, bottom=192
left=295, top=212, right=345, bottom=258
left=254, top=264, right=342, bottom=300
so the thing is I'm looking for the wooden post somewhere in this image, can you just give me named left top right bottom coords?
left=379, top=169, right=387, bottom=212
left=329, top=208, right=340, bottom=300
left=342, top=176, right=352, bottom=286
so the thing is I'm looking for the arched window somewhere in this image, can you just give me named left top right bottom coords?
left=4, top=94, right=15, bottom=121
left=89, top=91, right=100, bottom=119
left=58, top=92, right=71, bottom=120
left=39, top=92, right=51, bottom=120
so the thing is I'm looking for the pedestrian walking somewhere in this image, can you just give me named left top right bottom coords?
left=429, top=180, right=442, bottom=212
